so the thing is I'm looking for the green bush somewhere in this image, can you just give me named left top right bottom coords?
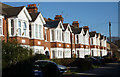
left=2, top=40, right=47, bottom=77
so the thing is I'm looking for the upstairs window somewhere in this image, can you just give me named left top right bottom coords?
left=23, top=22, right=27, bottom=36
left=45, top=29, right=47, bottom=41
left=51, top=30, right=54, bottom=41
left=0, top=19, right=2, bottom=35
left=39, top=25, right=42, bottom=39
left=35, top=24, right=38, bottom=38
left=76, top=35, right=79, bottom=44
left=57, top=29, right=61, bottom=41
left=91, top=38, right=93, bottom=44
left=72, top=35, right=74, bottom=43
left=18, top=21, right=21, bottom=35
left=11, top=20, right=14, bottom=35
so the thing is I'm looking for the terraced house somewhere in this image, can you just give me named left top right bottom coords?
left=0, top=3, right=107, bottom=59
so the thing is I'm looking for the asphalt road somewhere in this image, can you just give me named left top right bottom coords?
left=60, top=62, right=120, bottom=77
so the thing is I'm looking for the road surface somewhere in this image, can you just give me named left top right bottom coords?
left=60, top=62, right=120, bottom=77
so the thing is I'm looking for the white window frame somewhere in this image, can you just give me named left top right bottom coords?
left=0, top=18, right=3, bottom=36
left=35, top=24, right=38, bottom=38
left=39, top=25, right=42, bottom=39
left=51, top=29, right=54, bottom=41
left=45, top=29, right=47, bottom=41
left=23, top=22, right=27, bottom=36
left=18, top=20, right=21, bottom=36
left=11, top=19, right=14, bottom=36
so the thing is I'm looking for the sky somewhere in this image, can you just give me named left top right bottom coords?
left=3, top=2, right=118, bottom=37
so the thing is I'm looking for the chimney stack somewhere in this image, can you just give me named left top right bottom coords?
left=83, top=26, right=89, bottom=31
left=72, top=21, right=79, bottom=28
left=54, top=15, right=64, bottom=23
left=27, top=4, right=38, bottom=13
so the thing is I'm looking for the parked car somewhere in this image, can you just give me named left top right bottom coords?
left=94, top=56, right=105, bottom=65
left=87, top=57, right=101, bottom=65
left=34, top=60, right=67, bottom=77
left=57, top=64, right=67, bottom=73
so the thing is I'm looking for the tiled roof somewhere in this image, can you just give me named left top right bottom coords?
left=0, top=2, right=13, bottom=15
left=46, top=20, right=60, bottom=28
left=29, top=12, right=40, bottom=22
left=89, top=32, right=96, bottom=37
left=3, top=6, right=24, bottom=17
left=63, top=23, right=69, bottom=30
left=100, top=35, right=104, bottom=40
left=71, top=26, right=82, bottom=34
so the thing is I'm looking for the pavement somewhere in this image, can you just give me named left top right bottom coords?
left=60, top=62, right=120, bottom=77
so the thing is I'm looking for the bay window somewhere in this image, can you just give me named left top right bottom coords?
left=51, top=30, right=54, bottom=41
left=18, top=21, right=21, bottom=35
left=39, top=25, right=42, bottom=39
left=23, top=22, right=27, bottom=36
left=11, top=20, right=14, bottom=35
left=35, top=24, right=38, bottom=38
left=57, top=29, right=62, bottom=41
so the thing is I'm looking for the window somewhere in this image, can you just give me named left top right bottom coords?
left=62, top=32, right=64, bottom=42
left=45, top=29, right=47, bottom=41
left=52, top=30, right=54, bottom=41
left=18, top=21, right=21, bottom=35
left=29, top=24, right=31, bottom=38
left=57, top=29, right=61, bottom=41
left=11, top=20, right=14, bottom=35
left=72, top=35, right=74, bottom=43
left=0, top=19, right=2, bottom=35
left=39, top=25, right=42, bottom=39
left=23, top=22, right=27, bottom=36
left=91, top=38, right=93, bottom=44
left=66, top=32, right=70, bottom=43
left=76, top=35, right=79, bottom=44
left=35, top=24, right=38, bottom=38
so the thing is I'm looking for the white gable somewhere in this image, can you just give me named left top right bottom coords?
left=34, top=13, right=46, bottom=25
left=66, top=24, right=72, bottom=32
left=85, top=30, right=89, bottom=37
left=17, top=7, right=32, bottom=21
left=80, top=28, right=84, bottom=35
left=57, top=21, right=64, bottom=30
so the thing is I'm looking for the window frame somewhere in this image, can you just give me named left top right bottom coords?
left=18, top=21, right=21, bottom=36
left=23, top=22, right=27, bottom=36
left=11, top=19, right=14, bottom=36
left=45, top=29, right=47, bottom=41
left=0, top=18, right=3, bottom=35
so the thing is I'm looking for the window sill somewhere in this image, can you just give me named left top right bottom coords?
left=30, top=38, right=44, bottom=40
left=45, top=40, right=48, bottom=42
left=9, top=35, right=30, bottom=38
left=0, top=35, right=4, bottom=37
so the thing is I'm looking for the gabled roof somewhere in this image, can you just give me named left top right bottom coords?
left=29, top=12, right=40, bottom=22
left=0, top=2, right=13, bottom=8
left=83, top=29, right=87, bottom=36
left=96, top=33, right=101, bottom=38
left=3, top=6, right=24, bottom=17
left=100, top=35, right=104, bottom=40
left=89, top=32, right=96, bottom=37
left=71, top=26, right=82, bottom=34
left=46, top=20, right=60, bottom=28
left=0, top=2, right=13, bottom=15
left=63, top=23, right=69, bottom=30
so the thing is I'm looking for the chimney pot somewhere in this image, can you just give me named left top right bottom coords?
left=72, top=21, right=79, bottom=28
